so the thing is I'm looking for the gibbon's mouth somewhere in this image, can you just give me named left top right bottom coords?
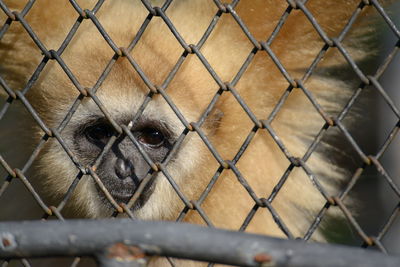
left=99, top=175, right=157, bottom=210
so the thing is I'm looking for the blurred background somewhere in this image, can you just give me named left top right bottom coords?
left=379, top=0, right=400, bottom=255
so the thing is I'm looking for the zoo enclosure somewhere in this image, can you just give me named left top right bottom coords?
left=0, top=0, right=400, bottom=266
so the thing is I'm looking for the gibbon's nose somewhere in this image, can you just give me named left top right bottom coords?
left=115, top=158, right=134, bottom=180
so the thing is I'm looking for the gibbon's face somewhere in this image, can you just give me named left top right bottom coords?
left=73, top=115, right=172, bottom=208
left=41, top=87, right=198, bottom=218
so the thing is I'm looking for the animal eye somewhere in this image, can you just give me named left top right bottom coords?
left=85, top=123, right=115, bottom=143
left=137, top=127, right=165, bottom=147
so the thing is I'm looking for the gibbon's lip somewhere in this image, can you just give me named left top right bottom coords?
left=104, top=175, right=157, bottom=210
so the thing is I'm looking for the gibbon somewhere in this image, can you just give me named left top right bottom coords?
left=0, top=0, right=390, bottom=265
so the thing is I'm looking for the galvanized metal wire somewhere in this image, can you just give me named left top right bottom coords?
left=0, top=0, right=399, bottom=266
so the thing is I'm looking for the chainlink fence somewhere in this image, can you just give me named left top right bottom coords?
left=0, top=0, right=400, bottom=266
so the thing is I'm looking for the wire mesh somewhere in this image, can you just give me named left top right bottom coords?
left=0, top=0, right=399, bottom=266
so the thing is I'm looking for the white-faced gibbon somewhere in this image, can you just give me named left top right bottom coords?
left=0, top=0, right=391, bottom=265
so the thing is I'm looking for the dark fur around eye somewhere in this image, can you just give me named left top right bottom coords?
left=85, top=123, right=115, bottom=144
left=81, top=119, right=171, bottom=149
left=137, top=127, right=165, bottom=147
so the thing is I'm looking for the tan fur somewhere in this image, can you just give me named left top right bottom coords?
left=0, top=0, right=386, bottom=265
